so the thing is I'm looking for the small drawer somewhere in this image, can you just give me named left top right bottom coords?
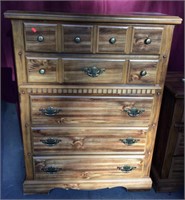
left=131, top=26, right=164, bottom=54
left=127, top=60, right=159, bottom=84
left=32, top=127, right=147, bottom=155
left=62, top=25, right=93, bottom=53
left=97, top=26, right=128, bottom=53
left=30, top=95, right=154, bottom=127
left=24, top=23, right=57, bottom=52
left=26, top=57, right=59, bottom=83
left=34, top=155, right=145, bottom=180
left=63, top=58, right=126, bottom=84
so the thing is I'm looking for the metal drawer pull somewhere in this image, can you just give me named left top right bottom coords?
left=82, top=66, right=105, bottom=77
left=41, top=166, right=61, bottom=174
left=39, top=68, right=45, bottom=74
left=37, top=35, right=44, bottom=42
left=109, top=37, right=116, bottom=44
left=74, top=36, right=81, bottom=43
left=40, top=138, right=62, bottom=146
left=120, top=138, right=140, bottom=146
left=117, top=165, right=136, bottom=173
left=140, top=70, right=147, bottom=77
left=124, top=107, right=145, bottom=117
left=144, top=38, right=151, bottom=45
left=39, top=106, right=61, bottom=116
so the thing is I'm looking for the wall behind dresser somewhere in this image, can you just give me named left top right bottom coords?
left=1, top=1, right=184, bottom=103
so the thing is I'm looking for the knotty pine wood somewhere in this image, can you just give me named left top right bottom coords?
left=4, top=11, right=182, bottom=194
left=32, top=127, right=148, bottom=155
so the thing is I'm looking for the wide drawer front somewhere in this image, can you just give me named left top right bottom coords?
left=24, top=22, right=164, bottom=54
left=34, top=155, right=145, bottom=180
left=32, top=127, right=147, bottom=155
left=30, top=95, right=154, bottom=126
left=26, top=56, right=159, bottom=84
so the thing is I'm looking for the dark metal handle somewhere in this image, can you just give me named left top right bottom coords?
left=109, top=37, right=116, bottom=44
left=37, top=35, right=44, bottom=42
left=124, top=107, right=145, bottom=117
left=74, top=36, right=81, bottom=43
left=140, top=70, right=147, bottom=77
left=82, top=66, right=105, bottom=77
left=40, top=138, right=62, bottom=146
left=39, top=68, right=45, bottom=74
left=41, top=166, right=60, bottom=174
left=144, top=38, right=151, bottom=45
left=39, top=106, right=61, bottom=116
left=120, top=138, right=140, bottom=146
left=117, top=165, right=136, bottom=173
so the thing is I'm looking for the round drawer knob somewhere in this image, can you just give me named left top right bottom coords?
left=74, top=36, right=81, bottom=43
left=144, top=38, right=152, bottom=45
left=140, top=70, right=147, bottom=77
left=109, top=37, right=116, bottom=44
left=37, top=35, right=44, bottom=42
left=39, top=68, right=45, bottom=74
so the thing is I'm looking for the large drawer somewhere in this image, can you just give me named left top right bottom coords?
left=34, top=155, right=145, bottom=180
left=32, top=127, right=148, bottom=155
left=30, top=95, right=154, bottom=126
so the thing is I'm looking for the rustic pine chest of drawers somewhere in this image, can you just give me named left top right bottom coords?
left=4, top=11, right=182, bottom=194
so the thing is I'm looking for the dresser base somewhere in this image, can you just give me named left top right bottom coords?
left=23, top=178, right=152, bottom=194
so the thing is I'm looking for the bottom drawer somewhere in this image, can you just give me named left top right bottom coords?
left=34, top=155, right=145, bottom=180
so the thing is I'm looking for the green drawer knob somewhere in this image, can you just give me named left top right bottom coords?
left=39, top=68, right=45, bottom=74
left=109, top=37, right=116, bottom=44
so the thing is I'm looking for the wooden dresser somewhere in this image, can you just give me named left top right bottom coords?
left=152, top=72, right=184, bottom=192
left=4, top=11, right=182, bottom=194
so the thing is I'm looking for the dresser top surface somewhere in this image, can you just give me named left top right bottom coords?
left=4, top=10, right=182, bottom=24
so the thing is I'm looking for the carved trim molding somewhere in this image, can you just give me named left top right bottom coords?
left=19, top=87, right=157, bottom=95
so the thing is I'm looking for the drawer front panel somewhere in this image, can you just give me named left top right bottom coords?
left=97, top=26, right=128, bottom=53
left=127, top=60, right=158, bottom=84
left=174, top=131, right=184, bottom=156
left=62, top=25, right=93, bottom=53
left=31, top=96, right=153, bottom=126
left=34, top=155, right=145, bottom=180
left=32, top=127, right=147, bottom=155
left=26, top=57, right=59, bottom=83
left=63, top=58, right=125, bottom=83
left=24, top=23, right=57, bottom=52
left=169, top=157, right=184, bottom=179
left=131, top=27, right=163, bottom=54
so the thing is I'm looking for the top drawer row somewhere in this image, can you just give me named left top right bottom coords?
left=24, top=23, right=164, bottom=54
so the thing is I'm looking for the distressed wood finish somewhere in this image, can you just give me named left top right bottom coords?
left=24, top=23, right=58, bottom=52
left=33, top=155, right=145, bottom=180
left=63, top=58, right=126, bottom=84
left=127, top=60, right=158, bottom=84
left=97, top=26, right=128, bottom=53
left=30, top=95, right=153, bottom=126
left=5, top=11, right=182, bottom=194
left=32, top=127, right=148, bottom=155
left=26, top=57, right=59, bottom=83
left=62, top=24, right=93, bottom=53
left=131, top=26, right=164, bottom=54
